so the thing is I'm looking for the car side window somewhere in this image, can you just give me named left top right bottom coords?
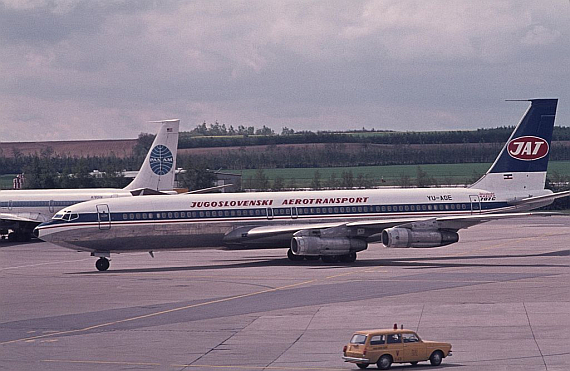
left=370, top=335, right=386, bottom=345
left=403, top=333, right=420, bottom=343
left=387, top=333, right=401, bottom=344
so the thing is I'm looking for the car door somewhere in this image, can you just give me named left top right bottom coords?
left=402, top=332, right=426, bottom=362
left=385, top=333, right=404, bottom=363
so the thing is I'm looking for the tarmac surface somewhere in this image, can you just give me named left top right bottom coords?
left=0, top=217, right=569, bottom=371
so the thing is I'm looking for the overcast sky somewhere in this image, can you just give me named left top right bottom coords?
left=1, top=0, right=569, bottom=141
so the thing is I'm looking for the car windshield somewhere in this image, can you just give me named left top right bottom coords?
left=350, top=334, right=367, bottom=345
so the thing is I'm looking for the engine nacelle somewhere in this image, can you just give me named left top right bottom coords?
left=291, top=236, right=367, bottom=256
left=381, top=227, right=459, bottom=248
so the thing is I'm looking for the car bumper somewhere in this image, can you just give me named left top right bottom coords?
left=342, top=356, right=370, bottom=363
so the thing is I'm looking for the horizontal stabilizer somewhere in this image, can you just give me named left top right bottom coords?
left=186, top=184, right=234, bottom=194
left=129, top=188, right=171, bottom=196
left=508, top=190, right=570, bottom=206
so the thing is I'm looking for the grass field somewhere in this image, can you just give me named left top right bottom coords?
left=0, top=174, right=17, bottom=189
left=238, top=161, right=570, bottom=188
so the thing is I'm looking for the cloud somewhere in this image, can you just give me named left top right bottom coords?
left=0, top=0, right=569, bottom=141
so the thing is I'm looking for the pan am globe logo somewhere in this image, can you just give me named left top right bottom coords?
left=507, top=136, right=549, bottom=161
left=149, top=145, right=174, bottom=175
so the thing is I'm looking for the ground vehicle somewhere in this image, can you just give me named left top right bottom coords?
left=342, top=327, right=452, bottom=369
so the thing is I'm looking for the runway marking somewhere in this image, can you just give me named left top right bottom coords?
left=43, top=359, right=344, bottom=370
left=0, top=274, right=341, bottom=346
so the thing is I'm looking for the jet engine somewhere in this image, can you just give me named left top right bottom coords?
left=291, top=236, right=367, bottom=256
left=381, top=227, right=458, bottom=248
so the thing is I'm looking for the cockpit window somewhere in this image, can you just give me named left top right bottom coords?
left=53, top=212, right=65, bottom=220
left=55, top=210, right=79, bottom=222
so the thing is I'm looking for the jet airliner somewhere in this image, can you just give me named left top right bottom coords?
left=35, top=99, right=570, bottom=271
left=1, top=120, right=179, bottom=241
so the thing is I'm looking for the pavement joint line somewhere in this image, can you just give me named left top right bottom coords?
left=42, top=359, right=346, bottom=370
left=1, top=267, right=370, bottom=346
left=0, top=258, right=92, bottom=270
left=42, top=359, right=162, bottom=366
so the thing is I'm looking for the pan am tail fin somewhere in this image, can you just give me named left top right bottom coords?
left=124, top=119, right=180, bottom=192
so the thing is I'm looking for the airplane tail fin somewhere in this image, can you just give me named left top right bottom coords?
left=124, top=119, right=180, bottom=192
left=469, top=99, right=558, bottom=193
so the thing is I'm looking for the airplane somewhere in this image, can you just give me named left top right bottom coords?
left=0, top=120, right=180, bottom=242
left=35, top=99, right=570, bottom=271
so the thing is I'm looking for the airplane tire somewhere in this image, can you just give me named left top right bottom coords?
left=287, top=249, right=304, bottom=261
left=95, top=258, right=110, bottom=271
left=321, top=255, right=339, bottom=263
left=339, top=252, right=357, bottom=263
left=304, top=256, right=320, bottom=261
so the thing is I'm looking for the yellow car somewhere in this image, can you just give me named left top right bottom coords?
left=342, top=328, right=452, bottom=369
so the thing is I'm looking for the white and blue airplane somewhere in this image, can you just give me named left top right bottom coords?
left=0, top=120, right=179, bottom=242
left=35, top=99, right=569, bottom=271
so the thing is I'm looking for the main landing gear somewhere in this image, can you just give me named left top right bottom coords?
left=287, top=249, right=358, bottom=263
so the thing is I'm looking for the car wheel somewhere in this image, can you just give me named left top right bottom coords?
left=429, top=350, right=443, bottom=366
left=377, top=355, right=392, bottom=370
left=356, top=363, right=369, bottom=369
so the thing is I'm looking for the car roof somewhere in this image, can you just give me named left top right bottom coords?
left=354, top=329, right=416, bottom=335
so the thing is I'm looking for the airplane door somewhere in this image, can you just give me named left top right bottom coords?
left=267, top=208, right=273, bottom=220
left=469, top=195, right=481, bottom=214
left=291, top=207, right=298, bottom=219
left=49, top=200, right=55, bottom=213
left=96, top=204, right=111, bottom=230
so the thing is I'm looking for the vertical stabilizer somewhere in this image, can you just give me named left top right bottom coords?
left=124, top=119, right=180, bottom=191
left=469, top=99, right=557, bottom=193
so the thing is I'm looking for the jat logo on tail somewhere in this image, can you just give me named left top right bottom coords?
left=149, top=145, right=174, bottom=175
left=507, top=136, right=549, bottom=161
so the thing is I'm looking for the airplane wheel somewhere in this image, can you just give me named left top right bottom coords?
left=95, top=258, right=110, bottom=271
left=339, top=252, right=357, bottom=263
left=305, top=256, right=320, bottom=261
left=287, top=249, right=304, bottom=261
left=321, top=255, right=339, bottom=263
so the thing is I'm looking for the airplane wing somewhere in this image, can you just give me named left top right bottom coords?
left=226, top=212, right=561, bottom=244
left=0, top=212, right=49, bottom=224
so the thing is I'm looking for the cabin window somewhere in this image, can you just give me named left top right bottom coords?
left=181, top=212, right=185, bottom=218
left=205, top=211, right=211, bottom=217
left=427, top=205, right=432, bottom=211
left=224, top=211, right=229, bottom=217
left=174, top=212, right=179, bottom=218
left=162, top=213, right=167, bottom=218
left=212, top=211, right=217, bottom=217
left=135, top=213, right=141, bottom=219
left=129, top=214, right=135, bottom=220
left=352, top=207, right=357, bottom=213
left=142, top=213, right=147, bottom=219
left=410, top=205, right=415, bottom=211
left=199, top=212, right=204, bottom=217
left=404, top=205, right=409, bottom=211
left=340, top=207, right=345, bottom=213
left=122, top=214, right=128, bottom=220
left=168, top=212, right=173, bottom=218
left=334, top=207, right=339, bottom=213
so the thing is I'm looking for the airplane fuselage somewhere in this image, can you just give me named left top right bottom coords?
left=36, top=187, right=552, bottom=254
